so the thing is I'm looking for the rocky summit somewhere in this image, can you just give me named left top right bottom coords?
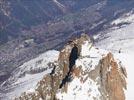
left=13, top=34, right=127, bottom=100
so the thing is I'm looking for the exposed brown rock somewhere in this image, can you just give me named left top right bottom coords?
left=14, top=34, right=127, bottom=100
left=98, top=53, right=127, bottom=100
left=72, top=66, right=81, bottom=77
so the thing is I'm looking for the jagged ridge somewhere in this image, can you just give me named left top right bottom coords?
left=14, top=34, right=127, bottom=100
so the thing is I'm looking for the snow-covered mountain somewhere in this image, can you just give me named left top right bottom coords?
left=1, top=1, right=134, bottom=84
left=95, top=10, right=134, bottom=100
left=0, top=9, right=134, bottom=100
left=0, top=1, right=134, bottom=100
left=0, top=50, right=59, bottom=100
left=5, top=34, right=126, bottom=100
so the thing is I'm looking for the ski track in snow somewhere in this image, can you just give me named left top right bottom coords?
left=53, top=0, right=65, bottom=8
left=53, top=0, right=67, bottom=13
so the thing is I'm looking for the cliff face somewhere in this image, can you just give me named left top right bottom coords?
left=99, top=53, right=127, bottom=100
left=14, top=34, right=127, bottom=100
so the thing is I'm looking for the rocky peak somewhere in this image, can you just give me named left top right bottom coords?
left=14, top=34, right=127, bottom=100
left=98, top=52, right=127, bottom=100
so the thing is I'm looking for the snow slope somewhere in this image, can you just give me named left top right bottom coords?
left=57, top=77, right=101, bottom=100
left=56, top=41, right=108, bottom=100
left=111, top=10, right=134, bottom=25
left=95, top=12, right=134, bottom=100
left=0, top=50, right=59, bottom=100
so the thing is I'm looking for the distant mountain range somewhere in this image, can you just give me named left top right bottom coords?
left=1, top=0, right=134, bottom=44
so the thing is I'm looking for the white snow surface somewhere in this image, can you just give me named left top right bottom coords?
left=95, top=17, right=134, bottom=100
left=57, top=77, right=100, bottom=100
left=0, top=50, right=59, bottom=100
left=12, top=50, right=59, bottom=85
left=111, top=10, right=134, bottom=25
left=57, top=41, right=107, bottom=100
left=78, top=41, right=108, bottom=71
